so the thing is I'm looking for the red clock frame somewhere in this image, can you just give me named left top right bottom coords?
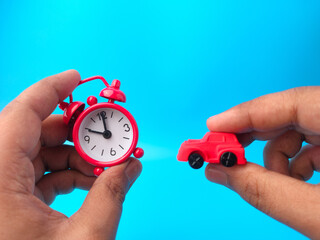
left=73, top=102, right=139, bottom=167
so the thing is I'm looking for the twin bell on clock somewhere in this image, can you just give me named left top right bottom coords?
left=58, top=76, right=144, bottom=176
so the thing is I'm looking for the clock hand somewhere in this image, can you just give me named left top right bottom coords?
left=99, top=112, right=112, bottom=139
left=85, top=128, right=104, bottom=135
left=86, top=127, right=112, bottom=139
left=100, top=111, right=108, bottom=132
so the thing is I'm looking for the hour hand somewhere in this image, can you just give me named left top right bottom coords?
left=85, top=128, right=104, bottom=135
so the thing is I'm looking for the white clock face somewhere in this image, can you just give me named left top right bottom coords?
left=78, top=107, right=134, bottom=163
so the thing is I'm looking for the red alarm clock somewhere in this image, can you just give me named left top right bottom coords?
left=59, top=76, right=144, bottom=176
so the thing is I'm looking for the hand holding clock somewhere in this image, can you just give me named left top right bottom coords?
left=0, top=70, right=142, bottom=239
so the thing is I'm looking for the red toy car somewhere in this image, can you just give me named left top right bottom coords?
left=177, top=132, right=246, bottom=169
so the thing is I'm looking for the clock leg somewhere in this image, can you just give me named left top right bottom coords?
left=94, top=167, right=104, bottom=176
left=133, top=147, right=144, bottom=158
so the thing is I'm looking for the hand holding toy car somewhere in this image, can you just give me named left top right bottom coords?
left=205, top=87, right=320, bottom=239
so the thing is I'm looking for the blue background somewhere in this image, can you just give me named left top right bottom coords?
left=1, top=1, right=320, bottom=239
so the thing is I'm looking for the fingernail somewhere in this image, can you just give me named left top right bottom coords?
left=125, top=160, right=142, bottom=184
left=206, top=167, right=228, bottom=186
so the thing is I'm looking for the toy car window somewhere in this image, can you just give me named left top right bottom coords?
left=208, top=134, right=225, bottom=142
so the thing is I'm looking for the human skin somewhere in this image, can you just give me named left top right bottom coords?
left=206, top=87, right=320, bottom=239
left=0, top=70, right=142, bottom=239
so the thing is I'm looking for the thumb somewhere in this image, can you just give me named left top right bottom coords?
left=205, top=163, right=320, bottom=238
left=70, top=158, right=142, bottom=239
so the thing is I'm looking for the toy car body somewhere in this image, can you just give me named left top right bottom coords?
left=177, top=132, right=246, bottom=169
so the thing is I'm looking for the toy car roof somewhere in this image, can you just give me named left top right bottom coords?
left=202, top=132, right=238, bottom=142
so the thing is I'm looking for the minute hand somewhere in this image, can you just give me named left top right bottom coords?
left=100, top=112, right=108, bottom=131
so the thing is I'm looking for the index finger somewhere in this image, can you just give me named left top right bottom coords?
left=13, top=70, right=80, bottom=121
left=0, top=70, right=80, bottom=153
left=207, top=87, right=320, bottom=136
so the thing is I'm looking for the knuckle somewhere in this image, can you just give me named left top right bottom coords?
left=287, top=88, right=300, bottom=126
left=103, top=179, right=126, bottom=205
left=238, top=100, right=255, bottom=130
left=239, top=171, right=272, bottom=214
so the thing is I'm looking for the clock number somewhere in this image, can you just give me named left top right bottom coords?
left=123, top=123, right=130, bottom=132
left=84, top=135, right=90, bottom=143
left=110, top=148, right=116, bottom=156
left=100, top=111, right=106, bottom=118
left=97, top=111, right=107, bottom=120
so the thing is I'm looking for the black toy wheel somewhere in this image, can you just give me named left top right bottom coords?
left=188, top=153, right=204, bottom=169
left=220, top=152, right=237, bottom=167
